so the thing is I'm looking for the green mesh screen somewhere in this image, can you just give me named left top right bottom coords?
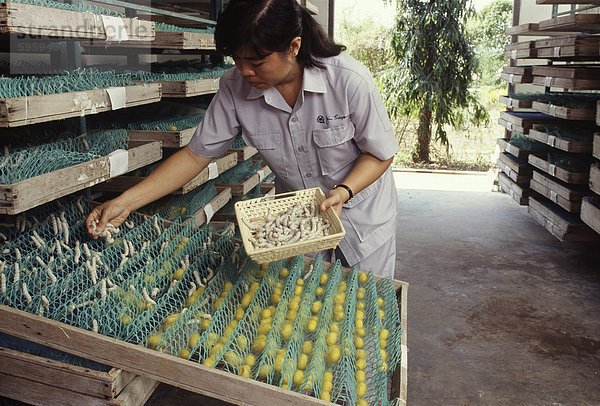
left=217, top=159, right=263, bottom=185
left=537, top=125, right=595, bottom=143
left=127, top=113, right=205, bottom=132
left=0, top=0, right=126, bottom=17
left=508, top=133, right=545, bottom=151
left=155, top=22, right=215, bottom=34
left=0, top=129, right=128, bottom=184
left=139, top=181, right=218, bottom=222
left=547, top=150, right=591, bottom=172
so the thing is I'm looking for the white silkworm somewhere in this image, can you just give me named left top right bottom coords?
left=119, top=254, right=128, bottom=268
left=41, top=295, right=49, bottom=309
left=0, top=232, right=6, bottom=241
left=142, top=287, right=156, bottom=305
left=13, top=263, right=20, bottom=283
left=160, top=241, right=168, bottom=253
left=129, top=284, right=136, bottom=292
left=193, top=270, right=203, bottom=287
left=122, top=239, right=129, bottom=256
left=22, top=282, right=32, bottom=304
left=125, top=220, right=134, bottom=229
left=83, top=243, right=91, bottom=259
left=50, top=214, right=58, bottom=235
left=153, top=216, right=161, bottom=236
left=128, top=240, right=135, bottom=256
left=92, top=319, right=98, bottom=333
left=74, top=241, right=81, bottom=264
left=150, top=287, right=159, bottom=299
left=30, top=235, right=42, bottom=248
left=14, top=248, right=21, bottom=261
left=167, top=279, right=177, bottom=293
left=184, top=255, right=190, bottom=269
left=47, top=268, right=57, bottom=284
left=141, top=241, right=149, bottom=251
left=1, top=272, right=6, bottom=294
left=62, top=221, right=69, bottom=244
left=68, top=300, right=96, bottom=313
left=55, top=240, right=63, bottom=256
left=100, top=279, right=107, bottom=298
left=76, top=196, right=85, bottom=214
left=206, top=267, right=214, bottom=283
left=60, top=241, right=71, bottom=252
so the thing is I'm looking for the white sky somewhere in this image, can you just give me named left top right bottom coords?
left=335, top=0, right=498, bottom=28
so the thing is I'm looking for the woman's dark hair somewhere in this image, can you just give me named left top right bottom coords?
left=215, top=0, right=345, bottom=69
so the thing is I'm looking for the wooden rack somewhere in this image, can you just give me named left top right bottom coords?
left=530, top=170, right=587, bottom=213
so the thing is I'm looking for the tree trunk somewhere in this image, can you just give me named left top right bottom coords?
left=415, top=105, right=432, bottom=162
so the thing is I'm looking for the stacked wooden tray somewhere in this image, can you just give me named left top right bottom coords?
left=498, top=111, right=563, bottom=134
left=0, top=141, right=162, bottom=215
left=528, top=195, right=600, bottom=241
left=531, top=65, right=600, bottom=90
left=528, top=126, right=593, bottom=154
left=534, top=35, right=600, bottom=60
left=501, top=66, right=533, bottom=85
left=84, top=31, right=216, bottom=50
left=531, top=100, right=597, bottom=121
left=538, top=14, right=600, bottom=33
left=0, top=84, right=162, bottom=127
left=504, top=40, right=537, bottom=60
left=530, top=170, right=587, bottom=213
left=499, top=95, right=533, bottom=109
left=498, top=152, right=533, bottom=184
left=528, top=154, right=589, bottom=185
left=216, top=163, right=272, bottom=197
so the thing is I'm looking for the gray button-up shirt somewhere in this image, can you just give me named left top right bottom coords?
left=189, top=53, right=399, bottom=265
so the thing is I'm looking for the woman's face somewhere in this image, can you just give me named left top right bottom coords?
left=232, top=38, right=302, bottom=90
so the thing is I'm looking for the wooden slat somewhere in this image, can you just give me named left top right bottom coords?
left=594, top=132, right=600, bottom=159
left=0, top=346, right=133, bottom=399
left=127, top=127, right=196, bottom=149
left=531, top=65, right=600, bottom=80
left=497, top=152, right=532, bottom=183
left=530, top=171, right=586, bottom=213
left=94, top=152, right=238, bottom=195
left=528, top=128, right=592, bottom=153
left=536, top=45, right=600, bottom=59
left=498, top=172, right=532, bottom=205
left=115, top=375, right=160, bottom=406
left=497, top=137, right=545, bottom=159
left=535, top=35, right=600, bottom=49
left=499, top=95, right=533, bottom=109
left=88, top=31, right=215, bottom=50
left=590, top=163, right=600, bottom=195
left=504, top=47, right=538, bottom=60
left=159, top=78, right=219, bottom=98
left=506, top=40, right=536, bottom=51
left=0, top=142, right=162, bottom=215
left=531, top=75, right=600, bottom=90
left=226, top=146, right=258, bottom=162
left=528, top=154, right=589, bottom=185
left=538, top=14, right=600, bottom=33
left=0, top=2, right=155, bottom=41
left=182, top=187, right=232, bottom=227
left=0, top=84, right=162, bottom=128
left=581, top=197, right=600, bottom=236
left=216, top=164, right=272, bottom=196
left=531, top=101, right=597, bottom=121
left=528, top=196, right=599, bottom=241
left=501, top=72, right=533, bottom=85
left=505, top=23, right=540, bottom=35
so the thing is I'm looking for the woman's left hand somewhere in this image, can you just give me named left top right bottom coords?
left=320, top=188, right=348, bottom=218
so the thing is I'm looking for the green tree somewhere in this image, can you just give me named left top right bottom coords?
left=378, top=0, right=488, bottom=162
left=469, top=0, right=512, bottom=86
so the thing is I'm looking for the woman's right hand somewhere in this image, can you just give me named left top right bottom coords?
left=86, top=197, right=131, bottom=238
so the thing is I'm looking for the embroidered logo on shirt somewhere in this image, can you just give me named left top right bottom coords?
left=317, top=114, right=350, bottom=124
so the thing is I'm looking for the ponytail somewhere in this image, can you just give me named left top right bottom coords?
left=298, top=6, right=346, bottom=68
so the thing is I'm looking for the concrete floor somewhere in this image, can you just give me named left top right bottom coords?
left=147, top=171, right=600, bottom=405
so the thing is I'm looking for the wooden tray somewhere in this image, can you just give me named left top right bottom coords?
left=528, top=195, right=599, bottom=241
left=127, top=127, right=196, bottom=149
left=527, top=127, right=593, bottom=153
left=535, top=35, right=600, bottom=50
left=499, top=95, right=533, bottom=109
left=505, top=23, right=573, bottom=36
left=0, top=345, right=158, bottom=406
left=590, top=162, right=600, bottom=195
left=594, top=132, right=600, bottom=159
left=93, top=152, right=238, bottom=195
left=159, top=78, right=219, bottom=98
left=0, top=262, right=408, bottom=406
left=530, top=170, right=587, bottom=213
left=581, top=196, right=600, bottom=236
left=504, top=48, right=538, bottom=60
left=536, top=44, right=600, bottom=59
left=528, top=154, right=589, bottom=185
left=216, top=164, right=272, bottom=197
left=84, top=31, right=215, bottom=50
left=0, top=141, right=162, bottom=215
left=501, top=66, right=533, bottom=84
left=497, top=137, right=546, bottom=159
left=0, top=84, right=162, bottom=128
left=0, top=1, right=154, bottom=41
left=506, top=40, right=536, bottom=51
left=538, top=14, right=600, bottom=33
left=499, top=111, right=563, bottom=134
left=531, top=101, right=597, bottom=121
left=497, top=152, right=533, bottom=183
left=180, top=186, right=232, bottom=227
left=227, top=145, right=258, bottom=162
left=498, top=172, right=533, bottom=205
left=531, top=65, right=600, bottom=90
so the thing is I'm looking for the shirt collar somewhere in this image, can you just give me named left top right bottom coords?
left=246, top=65, right=327, bottom=100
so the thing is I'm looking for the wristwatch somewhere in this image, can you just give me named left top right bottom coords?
left=334, top=184, right=353, bottom=203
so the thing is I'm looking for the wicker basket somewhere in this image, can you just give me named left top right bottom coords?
left=234, top=187, right=346, bottom=263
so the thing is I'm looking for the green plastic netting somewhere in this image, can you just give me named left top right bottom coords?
left=0, top=129, right=128, bottom=184
left=139, top=181, right=218, bottom=222
left=217, top=159, right=264, bottom=185
left=508, top=133, right=545, bottom=151
left=127, top=113, right=205, bottom=132
left=547, top=151, right=591, bottom=172
left=0, top=0, right=125, bottom=17
left=537, top=125, right=595, bottom=143
left=155, top=22, right=215, bottom=34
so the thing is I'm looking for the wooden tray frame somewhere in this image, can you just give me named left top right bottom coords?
left=0, top=84, right=162, bottom=128
left=0, top=141, right=162, bottom=215
left=501, top=72, right=533, bottom=85
left=538, top=14, right=600, bottom=33
left=590, top=163, right=600, bottom=195
left=127, top=127, right=196, bottom=149
left=593, top=132, right=600, bottom=159
left=498, top=172, right=532, bottom=205
left=499, top=95, right=533, bottom=109
left=227, top=145, right=258, bottom=162
left=0, top=1, right=155, bottom=41
left=536, top=45, right=600, bottom=59
left=528, top=154, right=589, bottom=185
left=497, top=137, right=546, bottom=159
left=504, top=48, right=538, bottom=60
left=499, top=111, right=562, bottom=134
left=527, top=127, right=593, bottom=153
left=159, top=78, right=219, bottom=98
left=531, top=65, right=600, bottom=80
left=531, top=101, right=597, bottom=121
left=532, top=75, right=600, bottom=90
left=528, top=196, right=599, bottom=242
left=530, top=170, right=586, bottom=213
left=176, top=186, right=232, bottom=228
left=216, top=164, right=272, bottom=196
left=497, top=152, right=533, bottom=183
left=581, top=196, right=600, bottom=236
left=0, top=261, right=408, bottom=406
left=0, top=346, right=158, bottom=406
left=93, top=152, right=238, bottom=195
left=84, top=31, right=215, bottom=50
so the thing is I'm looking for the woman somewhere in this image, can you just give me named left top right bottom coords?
left=87, top=0, right=399, bottom=278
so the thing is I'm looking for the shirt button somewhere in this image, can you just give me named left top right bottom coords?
left=306, top=172, right=312, bottom=178
left=297, top=146, right=304, bottom=152
left=291, top=116, right=298, bottom=123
